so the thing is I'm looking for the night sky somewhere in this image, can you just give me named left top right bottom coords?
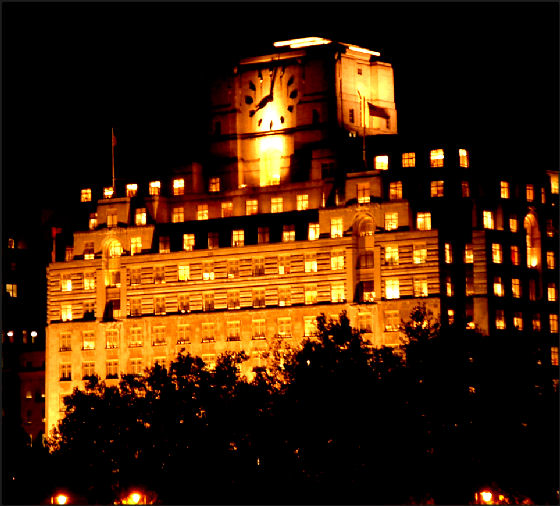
left=2, top=2, right=558, bottom=231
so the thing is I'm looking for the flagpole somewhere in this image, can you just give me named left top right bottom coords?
left=112, top=128, right=116, bottom=190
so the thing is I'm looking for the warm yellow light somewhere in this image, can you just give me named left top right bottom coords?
left=103, top=187, right=114, bottom=198
left=480, top=490, right=493, bottom=504
left=129, top=493, right=141, bottom=504
left=55, top=494, right=68, bottom=505
left=260, top=134, right=285, bottom=186
left=347, top=45, right=381, bottom=56
left=274, top=37, right=331, bottom=49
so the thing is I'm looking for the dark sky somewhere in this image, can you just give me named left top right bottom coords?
left=2, top=2, right=558, bottom=229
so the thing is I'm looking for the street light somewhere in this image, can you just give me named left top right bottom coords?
left=52, top=493, right=69, bottom=505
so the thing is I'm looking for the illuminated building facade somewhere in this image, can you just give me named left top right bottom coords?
left=44, top=38, right=559, bottom=432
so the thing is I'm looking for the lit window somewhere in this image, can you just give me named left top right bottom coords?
left=446, top=276, right=454, bottom=297
left=297, top=194, right=309, bottom=211
left=252, top=319, right=266, bottom=340
left=385, top=245, right=399, bottom=265
left=60, top=363, right=72, bottom=381
left=494, top=276, right=504, bottom=297
left=129, top=358, right=143, bottom=376
left=278, top=317, right=292, bottom=337
left=232, top=230, right=245, bottom=247
left=483, top=211, right=494, bottom=230
left=548, top=283, right=557, bottom=302
left=177, top=294, right=189, bottom=313
left=221, top=202, right=233, bottom=217
left=307, top=223, right=320, bottom=241
left=492, top=243, right=503, bottom=264
left=5, top=283, right=17, bottom=298
left=541, top=187, right=546, bottom=204
left=305, top=285, right=317, bottom=305
left=183, top=234, right=195, bottom=252
left=358, top=313, right=372, bottom=333
left=389, top=181, right=403, bottom=200
left=65, top=247, right=73, bottom=261
left=61, top=304, right=72, bottom=322
left=149, top=181, right=160, bottom=196
left=253, top=288, right=266, bottom=308
left=173, top=178, right=185, bottom=196
left=209, top=177, right=220, bottom=192
left=197, top=204, right=208, bottom=221
left=495, top=310, right=505, bottom=330
left=430, top=180, right=444, bottom=198
left=131, top=237, right=142, bottom=256
left=466, top=273, right=474, bottom=296
left=413, top=243, right=427, bottom=264
left=513, top=313, right=523, bottom=330
left=550, top=173, right=559, bottom=194
left=444, top=243, right=453, bottom=263
left=532, top=314, right=541, bottom=332
left=107, top=212, right=118, bottom=228
left=84, top=272, right=95, bottom=290
left=430, top=149, right=444, bottom=167
left=203, top=293, right=214, bottom=312
left=154, top=266, right=165, bottom=284
left=357, top=183, right=370, bottom=204
left=283, top=225, right=295, bottom=242
left=526, top=184, right=534, bottom=202
left=546, top=219, right=554, bottom=237
left=59, top=333, right=72, bottom=351
left=126, top=184, right=137, bottom=197
left=89, top=213, right=97, bottom=230
left=385, top=212, right=398, bottom=231
left=304, top=316, right=318, bottom=337
left=176, top=324, right=190, bottom=344
left=103, top=187, right=114, bottom=199
left=384, top=310, right=400, bottom=332
left=464, top=244, right=473, bottom=263
left=172, top=207, right=184, bottom=223
left=550, top=316, right=559, bottom=334
left=271, top=197, right=283, bottom=213
left=447, top=309, right=455, bottom=325
left=524, top=214, right=541, bottom=268
left=500, top=181, right=510, bottom=199
left=547, top=251, right=555, bottom=270
left=510, top=245, right=520, bottom=266
left=244, top=199, right=258, bottom=216
left=349, top=108, right=354, bottom=123
left=385, top=279, right=399, bottom=299
left=331, top=250, right=344, bottom=270
left=128, top=327, right=143, bottom=347
left=461, top=181, right=470, bottom=198
left=228, top=260, right=239, bottom=278
left=305, top=253, right=317, bottom=273
left=61, top=274, right=72, bottom=292
left=81, top=188, right=91, bottom=202
left=178, top=265, right=190, bottom=282
left=227, top=321, right=241, bottom=341
left=152, top=325, right=166, bottom=344
left=105, top=330, right=118, bottom=349
left=416, top=212, right=431, bottom=231
left=413, top=278, right=428, bottom=298
left=374, top=155, right=389, bottom=171
left=402, top=152, right=415, bottom=168
left=278, top=286, right=291, bottom=307
left=331, top=218, right=343, bottom=238
left=331, top=283, right=345, bottom=303
left=459, top=149, right=469, bottom=168
left=203, top=261, right=214, bottom=281
left=130, top=298, right=141, bottom=317
left=278, top=256, right=290, bottom=275
left=135, top=208, right=146, bottom=226
left=509, top=216, right=518, bottom=233
left=7, top=238, right=14, bottom=249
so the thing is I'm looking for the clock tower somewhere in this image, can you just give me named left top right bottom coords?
left=208, top=37, right=398, bottom=190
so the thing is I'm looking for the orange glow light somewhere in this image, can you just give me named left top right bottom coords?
left=274, top=37, right=331, bottom=49
left=347, top=45, right=381, bottom=57
left=480, top=490, right=493, bottom=504
left=54, top=494, right=68, bottom=505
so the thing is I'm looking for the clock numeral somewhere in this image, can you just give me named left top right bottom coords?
left=245, top=96, right=253, bottom=105
left=287, top=105, right=294, bottom=113
left=287, top=75, right=295, bottom=87
left=289, top=89, right=298, bottom=100
left=249, top=81, right=256, bottom=91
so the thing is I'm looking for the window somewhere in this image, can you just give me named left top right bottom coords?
left=459, top=149, right=469, bottom=168
left=129, top=359, right=143, bottom=376
left=359, top=252, right=374, bottom=269
left=550, top=316, right=559, bottom=334
left=416, top=212, right=431, bottom=231
left=374, top=155, right=388, bottom=171
left=524, top=214, right=541, bottom=268
left=430, top=149, right=444, bottom=167
left=430, top=181, right=444, bottom=198
left=227, top=321, right=241, bottom=341
left=546, top=219, right=554, bottom=237
left=60, top=333, right=72, bottom=351
left=529, top=279, right=536, bottom=301
left=446, top=276, right=454, bottom=297
left=178, top=294, right=189, bottom=313
left=385, top=310, right=400, bottom=331
left=172, top=207, right=184, bottom=223
left=173, top=178, right=185, bottom=196
left=349, top=108, right=354, bottom=123
left=510, top=245, right=520, bottom=266
left=278, top=317, right=292, bottom=337
left=179, top=235, right=193, bottom=253
left=526, top=184, right=534, bottom=202
left=305, top=253, right=317, bottom=273
left=444, top=243, right=453, bottom=263
left=297, top=194, right=309, bottom=211
left=89, top=214, right=97, bottom=230
left=104, top=187, right=114, bottom=199
left=252, top=257, right=265, bottom=276
left=500, top=181, right=510, bottom=199
left=81, top=188, right=91, bottom=202
left=152, top=326, right=166, bottom=346
left=385, top=212, right=398, bottom=231
left=385, top=279, right=399, bottom=299
left=197, top=204, right=209, bottom=220
left=305, top=285, right=317, bottom=305
left=209, top=177, right=220, bottom=192
left=177, top=324, right=190, bottom=344
left=107, top=212, right=118, bottom=228
left=512, top=278, right=521, bottom=298
left=495, top=310, right=505, bottom=330
left=550, top=173, right=559, bottom=194
left=466, top=273, right=474, bottom=296
left=232, top=230, right=245, bottom=247
left=253, top=288, right=265, bottom=308
left=483, top=211, right=494, bottom=230
left=548, top=283, right=557, bottom=302
left=130, top=298, right=142, bottom=316
left=461, top=181, right=470, bottom=198
left=278, top=286, right=291, bottom=307
left=513, top=313, right=523, bottom=330
left=178, top=265, right=190, bottom=281
left=227, top=291, right=240, bottom=310
left=509, top=216, right=518, bottom=233
left=252, top=319, right=266, bottom=340
left=330, top=283, right=345, bottom=303
left=65, top=247, right=74, bottom=261
left=357, top=183, right=370, bottom=204
left=82, top=331, right=95, bottom=350
left=61, top=304, right=73, bottom=322
left=84, top=272, right=95, bottom=290
left=154, top=266, right=165, bottom=284
left=61, top=275, right=72, bottom=291
left=402, top=152, right=415, bottom=168
left=60, top=363, right=71, bottom=381
left=330, top=217, right=343, bottom=238
left=227, top=260, right=239, bottom=278
left=492, top=243, right=503, bottom=264
left=494, top=277, right=504, bottom=297
left=258, top=227, right=269, bottom=244
left=126, top=184, right=137, bottom=197
left=413, top=243, right=427, bottom=264
left=413, top=278, right=428, bottom=297
left=362, top=281, right=375, bottom=302
left=271, top=197, right=283, bottom=213
left=304, top=316, right=318, bottom=337
left=149, top=181, right=160, bottom=195
left=541, top=187, right=546, bottom=204
left=358, top=313, right=372, bottom=333
left=131, top=237, right=142, bottom=256
left=463, top=244, right=473, bottom=264
left=129, top=327, right=143, bottom=347
left=448, top=309, right=455, bottom=326
left=385, top=245, right=399, bottom=265
left=331, top=250, right=344, bottom=270
left=203, top=261, right=214, bottom=280
left=389, top=181, right=403, bottom=200
left=203, top=293, right=214, bottom=311
left=221, top=202, right=233, bottom=217
left=547, top=251, right=555, bottom=270
left=283, top=225, right=295, bottom=242
left=278, top=256, right=290, bottom=275
left=532, top=314, right=541, bottom=332
left=308, top=223, right=320, bottom=241
left=135, top=208, right=146, bottom=226
left=106, top=360, right=119, bottom=379
left=130, top=268, right=141, bottom=286
left=154, top=296, right=166, bottom=315
left=246, top=199, right=258, bottom=215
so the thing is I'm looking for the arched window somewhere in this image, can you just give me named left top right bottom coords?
left=524, top=213, right=541, bottom=268
left=359, top=217, right=374, bottom=237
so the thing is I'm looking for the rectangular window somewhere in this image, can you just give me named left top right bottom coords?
left=209, top=177, right=220, bottom=193
left=330, top=218, right=343, bottom=238
left=173, top=178, right=185, bottom=196
left=511, top=245, right=520, bottom=266
left=416, top=212, right=432, bottom=231
left=282, top=225, right=295, bottom=242
left=126, top=184, right=137, bottom=197
left=385, top=212, right=398, bottom=231
left=384, top=310, right=400, bottom=331
left=385, top=245, right=399, bottom=265
left=183, top=234, right=195, bottom=251
left=227, top=321, right=241, bottom=341
left=308, top=223, right=320, bottom=241
left=135, top=208, right=146, bottom=226
left=129, top=359, right=143, bottom=376
left=246, top=199, right=258, bottom=215
left=202, top=261, right=214, bottom=280
left=357, top=183, right=370, bottom=204
left=532, top=314, right=541, bottom=332
left=492, top=243, right=503, bottom=264
left=278, top=286, right=291, bottom=307
left=546, top=219, right=555, bottom=238
left=258, top=226, right=269, bottom=244
left=509, top=216, right=518, bottom=233
left=253, top=257, right=265, bottom=276
left=550, top=315, right=559, bottom=334
left=304, top=316, right=317, bottom=337
left=495, top=310, right=505, bottom=330
left=106, top=360, right=119, bottom=379
left=461, top=181, right=470, bottom=198
left=131, top=237, right=142, bottom=256
left=362, top=281, right=375, bottom=302
left=158, top=236, right=169, bottom=254
left=227, top=260, right=239, bottom=278
left=61, top=304, right=73, bottom=322
left=80, top=330, right=94, bottom=350
left=104, top=187, right=114, bottom=199
left=271, top=197, right=283, bottom=213
left=358, top=313, right=372, bottom=333
left=305, top=253, right=317, bottom=273
left=81, top=188, right=91, bottom=202
left=463, top=244, right=474, bottom=264
left=548, top=283, right=557, bottom=302
left=152, top=326, right=166, bottom=346
left=154, top=266, right=165, bottom=284
left=446, top=276, right=454, bottom=297
left=154, top=296, right=166, bottom=315
left=430, top=180, right=444, bottom=198
left=61, top=274, right=72, bottom=292
left=529, top=279, right=536, bottom=301
left=128, top=327, right=143, bottom=347
left=178, top=294, right=189, bottom=313
left=513, top=313, right=523, bottom=331
left=550, top=173, right=559, bottom=194
left=221, top=202, right=233, bottom=217
left=65, top=247, right=74, bottom=262
left=402, top=152, right=415, bottom=168
left=385, top=279, right=399, bottom=299
left=278, top=255, right=291, bottom=275
left=494, top=276, right=504, bottom=297
left=203, top=293, right=214, bottom=312
left=444, top=243, right=453, bottom=264
left=227, top=290, right=240, bottom=310
left=60, top=333, right=72, bottom=351
left=149, top=181, right=160, bottom=196
left=331, top=283, right=345, bottom=303
left=130, top=268, right=141, bottom=286
left=105, top=329, right=118, bottom=349
left=547, top=251, right=555, bottom=270
left=349, top=108, right=354, bottom=123
left=178, top=265, right=190, bottom=281
left=526, top=184, right=534, bottom=202
left=177, top=324, right=190, bottom=344
left=305, top=285, right=317, bottom=305
left=374, top=155, right=389, bottom=171
left=413, top=278, right=428, bottom=298
left=130, top=298, right=141, bottom=316
left=512, top=278, right=521, bottom=298
left=500, top=181, right=510, bottom=199
left=413, top=243, right=427, bottom=264
left=172, top=207, right=184, bottom=223
left=232, top=230, right=245, bottom=247
left=297, top=194, right=309, bottom=211
left=430, top=149, right=444, bottom=167
left=83, top=272, right=95, bottom=290
left=459, top=149, right=469, bottom=168
left=197, top=204, right=208, bottom=220
left=252, top=319, right=266, bottom=340
left=60, top=363, right=71, bottom=381
left=83, top=241, right=95, bottom=260
left=389, top=181, right=403, bottom=200
left=252, top=288, right=265, bottom=308
left=466, top=273, right=474, bottom=296
left=483, top=211, right=494, bottom=230
left=278, top=317, right=292, bottom=337
left=331, top=250, right=344, bottom=270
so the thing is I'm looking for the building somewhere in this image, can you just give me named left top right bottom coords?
left=44, top=37, right=559, bottom=433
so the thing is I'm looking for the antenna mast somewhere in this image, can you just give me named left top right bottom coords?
left=112, top=128, right=117, bottom=190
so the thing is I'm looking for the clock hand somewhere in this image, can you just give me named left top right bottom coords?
left=249, top=65, right=278, bottom=117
